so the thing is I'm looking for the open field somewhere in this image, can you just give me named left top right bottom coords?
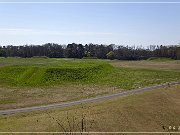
left=110, top=59, right=180, bottom=71
left=0, top=84, right=179, bottom=132
left=1, top=82, right=178, bottom=115
left=0, top=58, right=180, bottom=109
left=0, top=85, right=121, bottom=110
left=1, top=1, right=180, bottom=133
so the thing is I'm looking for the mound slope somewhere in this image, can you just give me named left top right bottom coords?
left=0, top=63, right=112, bottom=87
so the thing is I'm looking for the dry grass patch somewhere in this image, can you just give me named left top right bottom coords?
left=110, top=60, right=180, bottom=71
left=0, top=85, right=179, bottom=133
left=0, top=85, right=122, bottom=110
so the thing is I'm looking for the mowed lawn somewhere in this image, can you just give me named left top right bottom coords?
left=0, top=57, right=180, bottom=109
left=0, top=84, right=179, bottom=132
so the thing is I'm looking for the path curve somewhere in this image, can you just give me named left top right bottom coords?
left=0, top=82, right=179, bottom=116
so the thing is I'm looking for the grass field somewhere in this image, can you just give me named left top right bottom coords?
left=110, top=59, right=180, bottom=71
left=0, top=58, right=180, bottom=109
left=0, top=58, right=180, bottom=132
left=0, top=84, right=179, bottom=132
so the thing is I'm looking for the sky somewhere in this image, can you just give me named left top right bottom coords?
left=0, top=0, right=180, bottom=46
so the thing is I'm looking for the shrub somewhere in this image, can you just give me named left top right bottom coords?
left=106, top=51, right=115, bottom=60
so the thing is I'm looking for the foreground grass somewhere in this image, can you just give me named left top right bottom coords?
left=0, top=58, right=180, bottom=109
left=0, top=84, right=121, bottom=110
left=0, top=84, right=179, bottom=132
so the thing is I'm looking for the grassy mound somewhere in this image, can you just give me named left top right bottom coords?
left=0, top=63, right=112, bottom=87
left=0, top=58, right=179, bottom=89
left=44, top=64, right=107, bottom=83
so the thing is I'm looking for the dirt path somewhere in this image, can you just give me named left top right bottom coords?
left=0, top=82, right=179, bottom=116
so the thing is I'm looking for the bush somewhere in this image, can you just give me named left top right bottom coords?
left=106, top=51, right=115, bottom=60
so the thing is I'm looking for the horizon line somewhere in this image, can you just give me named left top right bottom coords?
left=0, top=1, right=180, bottom=4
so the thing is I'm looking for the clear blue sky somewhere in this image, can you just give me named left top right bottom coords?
left=0, top=0, right=180, bottom=46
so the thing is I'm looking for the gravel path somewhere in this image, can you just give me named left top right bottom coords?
left=0, top=82, right=179, bottom=116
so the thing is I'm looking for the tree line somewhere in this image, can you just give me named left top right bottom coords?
left=0, top=43, right=180, bottom=60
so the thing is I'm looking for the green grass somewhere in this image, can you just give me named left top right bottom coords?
left=0, top=63, right=112, bottom=87
left=99, top=67, right=180, bottom=89
left=0, top=58, right=179, bottom=89
left=43, top=64, right=110, bottom=85
left=0, top=58, right=179, bottom=109
left=0, top=58, right=179, bottom=132
left=0, top=99, right=16, bottom=104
